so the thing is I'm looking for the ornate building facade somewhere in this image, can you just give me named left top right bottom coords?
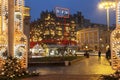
left=77, top=24, right=113, bottom=52
left=30, top=10, right=90, bottom=48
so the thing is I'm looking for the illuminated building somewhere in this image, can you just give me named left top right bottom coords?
left=29, top=10, right=83, bottom=57
left=77, top=24, right=113, bottom=52
left=30, top=11, right=80, bottom=48
left=0, top=0, right=29, bottom=68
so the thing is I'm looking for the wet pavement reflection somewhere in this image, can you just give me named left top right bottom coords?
left=29, top=56, right=114, bottom=75
left=23, top=56, right=115, bottom=80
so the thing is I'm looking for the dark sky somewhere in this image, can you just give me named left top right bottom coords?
left=25, top=0, right=115, bottom=26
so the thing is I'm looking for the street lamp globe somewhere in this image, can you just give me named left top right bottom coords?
left=99, top=0, right=115, bottom=9
left=98, top=0, right=115, bottom=31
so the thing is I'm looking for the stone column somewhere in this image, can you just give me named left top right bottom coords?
left=8, top=0, right=14, bottom=57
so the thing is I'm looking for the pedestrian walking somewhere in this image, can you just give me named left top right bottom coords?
left=84, top=51, right=89, bottom=58
left=105, top=51, right=108, bottom=60
left=106, top=48, right=111, bottom=60
left=86, top=52, right=89, bottom=58
left=107, top=48, right=111, bottom=59
left=98, top=50, right=101, bottom=58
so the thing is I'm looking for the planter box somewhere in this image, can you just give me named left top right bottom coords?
left=64, top=61, right=69, bottom=66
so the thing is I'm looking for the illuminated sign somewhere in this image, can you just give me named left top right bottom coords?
left=55, top=7, right=69, bottom=18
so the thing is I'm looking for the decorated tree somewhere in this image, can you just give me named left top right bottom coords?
left=0, top=56, right=29, bottom=79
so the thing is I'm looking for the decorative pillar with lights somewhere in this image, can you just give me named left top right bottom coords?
left=14, top=0, right=28, bottom=68
left=0, top=0, right=8, bottom=68
left=0, top=0, right=28, bottom=69
left=111, top=0, right=120, bottom=70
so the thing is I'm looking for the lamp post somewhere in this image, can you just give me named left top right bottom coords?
left=98, top=0, right=115, bottom=50
left=99, top=0, right=115, bottom=31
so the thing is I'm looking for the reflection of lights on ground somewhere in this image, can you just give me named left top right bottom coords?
left=93, top=65, right=115, bottom=74
left=28, top=56, right=115, bottom=76
left=36, top=69, right=59, bottom=75
left=92, top=58, right=115, bottom=74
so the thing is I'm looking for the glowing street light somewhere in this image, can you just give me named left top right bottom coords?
left=98, top=0, right=115, bottom=50
left=98, top=0, right=115, bottom=31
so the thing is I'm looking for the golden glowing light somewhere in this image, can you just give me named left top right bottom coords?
left=98, top=0, right=115, bottom=9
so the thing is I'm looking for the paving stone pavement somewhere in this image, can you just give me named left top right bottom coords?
left=22, top=56, right=115, bottom=80
left=22, top=74, right=101, bottom=80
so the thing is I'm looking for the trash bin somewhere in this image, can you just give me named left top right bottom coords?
left=65, top=61, right=69, bottom=66
left=86, top=53, right=89, bottom=58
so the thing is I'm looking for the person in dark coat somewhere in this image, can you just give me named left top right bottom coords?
left=106, top=48, right=111, bottom=60
left=106, top=51, right=108, bottom=60
left=98, top=50, right=101, bottom=58
left=107, top=48, right=111, bottom=59
left=85, top=51, right=89, bottom=58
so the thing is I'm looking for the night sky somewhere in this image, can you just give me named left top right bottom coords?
left=25, top=0, right=116, bottom=26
